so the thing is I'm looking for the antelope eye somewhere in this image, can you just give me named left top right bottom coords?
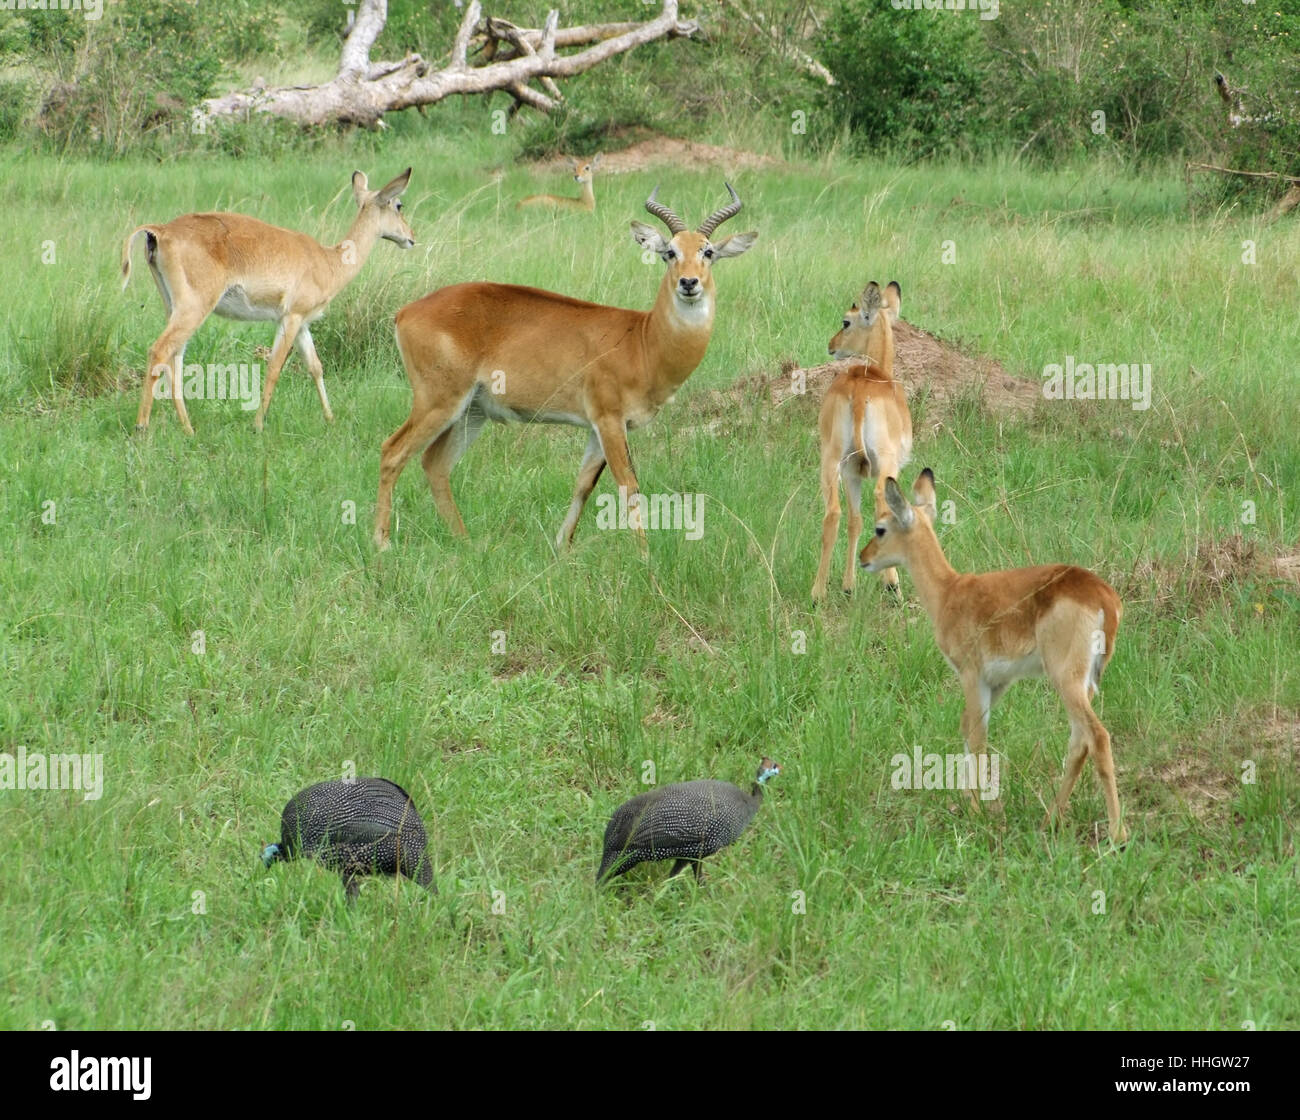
left=664, top=249, right=676, bottom=260
left=875, top=526, right=885, bottom=538
left=703, top=247, right=715, bottom=259
left=395, top=200, right=402, bottom=211
left=842, top=320, right=850, bottom=329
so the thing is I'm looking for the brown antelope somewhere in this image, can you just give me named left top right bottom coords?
left=373, top=184, right=756, bottom=550
left=811, top=280, right=912, bottom=601
left=121, top=168, right=415, bottom=435
left=517, top=154, right=602, bottom=212
left=860, top=469, right=1127, bottom=843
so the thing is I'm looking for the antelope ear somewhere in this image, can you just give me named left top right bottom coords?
left=885, top=280, right=902, bottom=317
left=630, top=221, right=670, bottom=256
left=591, top=153, right=603, bottom=168
left=884, top=477, right=914, bottom=528
left=376, top=167, right=412, bottom=205
left=912, top=468, right=937, bottom=522
left=712, top=230, right=758, bottom=259
left=351, top=170, right=369, bottom=205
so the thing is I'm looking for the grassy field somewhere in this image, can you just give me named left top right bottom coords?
left=1, top=127, right=1297, bottom=1029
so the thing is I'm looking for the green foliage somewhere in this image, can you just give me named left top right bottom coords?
left=1, top=142, right=1297, bottom=1027
left=815, top=0, right=1300, bottom=201
left=821, top=0, right=989, bottom=156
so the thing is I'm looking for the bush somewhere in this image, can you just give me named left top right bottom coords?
left=820, top=0, right=990, bottom=157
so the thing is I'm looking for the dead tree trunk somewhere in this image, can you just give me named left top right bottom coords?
left=198, top=0, right=698, bottom=129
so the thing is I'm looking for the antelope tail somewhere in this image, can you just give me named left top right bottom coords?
left=120, top=226, right=156, bottom=290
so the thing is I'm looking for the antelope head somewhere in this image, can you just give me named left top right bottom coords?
left=351, top=167, right=416, bottom=249
left=630, top=183, right=758, bottom=313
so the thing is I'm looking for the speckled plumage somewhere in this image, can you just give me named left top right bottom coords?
left=264, top=778, right=435, bottom=900
left=597, top=758, right=780, bottom=883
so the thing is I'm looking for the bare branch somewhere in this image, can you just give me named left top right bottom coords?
left=200, top=0, right=694, bottom=128
left=340, top=0, right=390, bottom=79
left=453, top=1, right=484, bottom=70
left=720, top=0, right=834, bottom=86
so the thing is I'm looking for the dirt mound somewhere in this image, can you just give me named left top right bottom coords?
left=534, top=136, right=783, bottom=176
left=1150, top=708, right=1299, bottom=823
left=1270, top=546, right=1300, bottom=586
left=1117, top=533, right=1300, bottom=616
left=702, top=318, right=1040, bottom=427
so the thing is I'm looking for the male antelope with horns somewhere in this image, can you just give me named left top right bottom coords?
left=373, top=184, right=756, bottom=549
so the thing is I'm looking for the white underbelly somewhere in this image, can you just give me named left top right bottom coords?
left=214, top=286, right=281, bottom=322
left=472, top=388, right=587, bottom=428
left=983, top=651, right=1044, bottom=688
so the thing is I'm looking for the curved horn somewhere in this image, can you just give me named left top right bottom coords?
left=697, top=182, right=742, bottom=238
left=644, top=186, right=686, bottom=235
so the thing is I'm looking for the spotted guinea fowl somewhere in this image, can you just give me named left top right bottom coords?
left=261, top=778, right=436, bottom=901
left=596, top=758, right=780, bottom=883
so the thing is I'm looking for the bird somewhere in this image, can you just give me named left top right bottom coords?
left=596, top=758, right=781, bottom=884
left=261, top=778, right=436, bottom=902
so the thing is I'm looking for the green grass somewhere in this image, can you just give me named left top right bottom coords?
left=1, top=130, right=1297, bottom=1029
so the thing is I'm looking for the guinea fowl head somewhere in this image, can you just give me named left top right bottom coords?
left=260, top=842, right=283, bottom=867
left=756, top=758, right=781, bottom=785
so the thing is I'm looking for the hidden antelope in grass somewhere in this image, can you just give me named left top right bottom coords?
left=811, top=280, right=913, bottom=601
left=517, top=154, right=602, bottom=212
left=373, top=184, right=757, bottom=550
left=121, top=168, right=414, bottom=435
left=859, top=469, right=1128, bottom=844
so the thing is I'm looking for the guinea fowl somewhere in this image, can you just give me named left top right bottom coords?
left=261, top=778, right=436, bottom=901
left=597, top=758, right=781, bottom=884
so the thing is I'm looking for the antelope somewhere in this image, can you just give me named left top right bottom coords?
left=121, top=168, right=415, bottom=435
left=517, top=154, right=602, bottom=212
left=373, top=184, right=757, bottom=550
left=860, top=469, right=1128, bottom=844
left=811, top=280, right=912, bottom=601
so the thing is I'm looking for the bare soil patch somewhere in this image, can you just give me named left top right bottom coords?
left=1148, top=708, right=1299, bottom=824
left=1116, top=534, right=1300, bottom=616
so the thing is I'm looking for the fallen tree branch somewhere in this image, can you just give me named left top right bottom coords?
left=198, top=0, right=697, bottom=129
left=720, top=0, right=835, bottom=86
left=1185, top=161, right=1300, bottom=184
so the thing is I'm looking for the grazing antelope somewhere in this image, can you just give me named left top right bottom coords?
left=517, top=154, right=602, bottom=212
left=860, top=469, right=1128, bottom=843
left=811, top=281, right=912, bottom=601
left=121, top=168, right=415, bottom=435
left=374, top=184, right=757, bottom=550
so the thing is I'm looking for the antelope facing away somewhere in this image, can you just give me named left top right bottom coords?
left=374, top=184, right=757, bottom=550
left=859, top=469, right=1127, bottom=844
left=811, top=280, right=913, bottom=601
left=121, top=168, right=414, bottom=435
left=517, top=154, right=602, bottom=212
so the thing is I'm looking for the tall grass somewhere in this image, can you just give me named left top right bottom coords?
left=0, top=132, right=1296, bottom=1029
